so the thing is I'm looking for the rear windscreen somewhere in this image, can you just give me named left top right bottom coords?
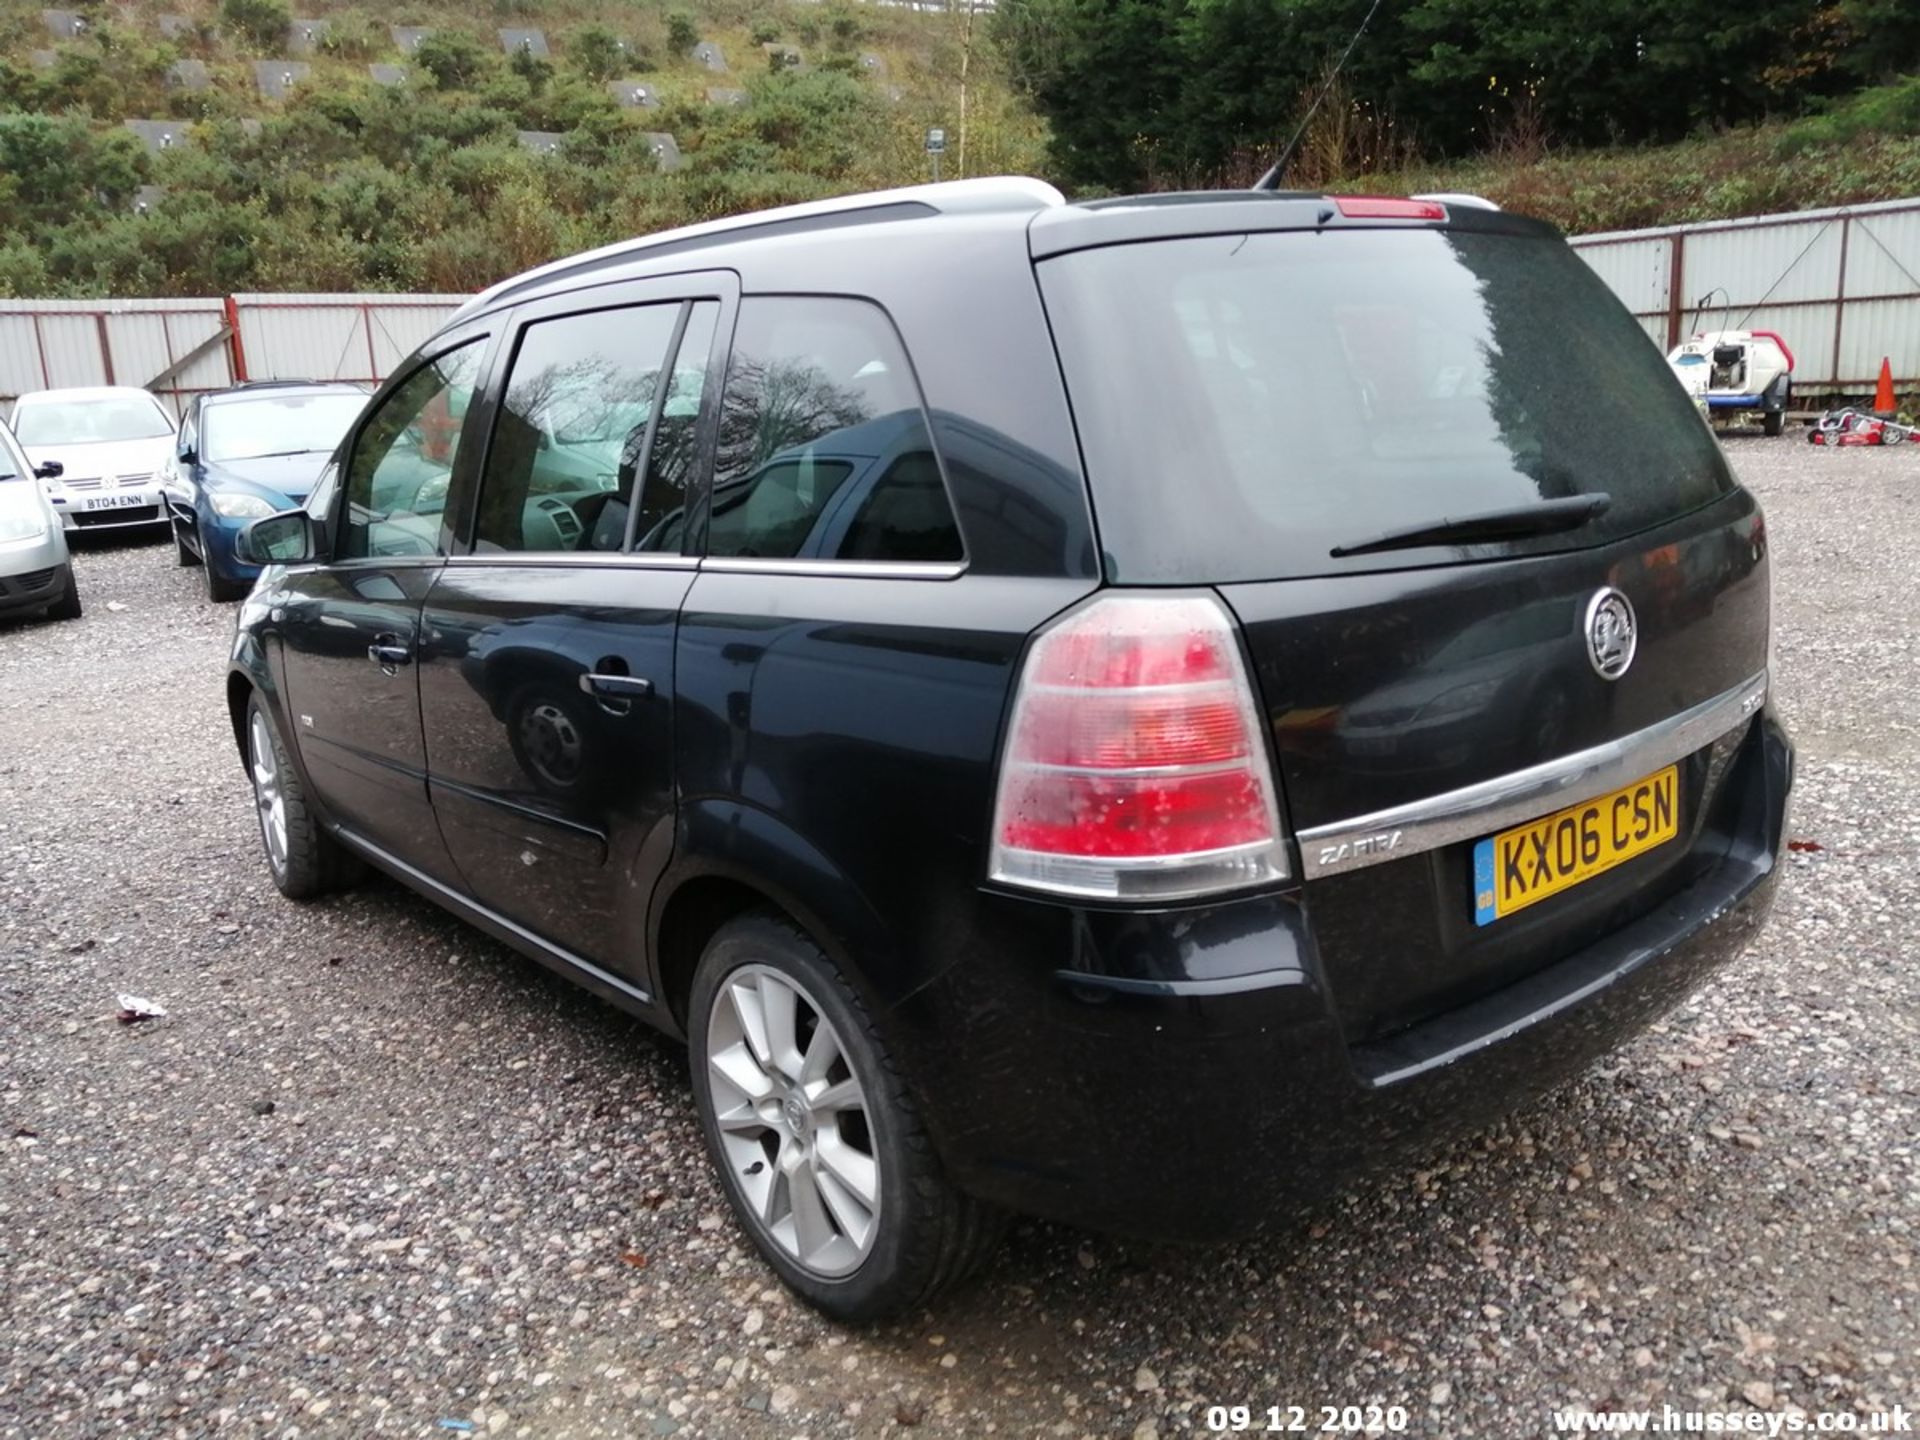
left=1037, top=228, right=1736, bottom=582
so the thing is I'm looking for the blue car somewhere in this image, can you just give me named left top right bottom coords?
left=163, top=382, right=368, bottom=601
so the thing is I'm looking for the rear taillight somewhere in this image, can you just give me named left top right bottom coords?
left=988, top=593, right=1290, bottom=901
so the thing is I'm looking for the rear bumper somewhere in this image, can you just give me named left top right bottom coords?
left=896, top=711, right=1791, bottom=1239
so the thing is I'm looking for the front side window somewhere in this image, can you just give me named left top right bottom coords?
left=343, top=341, right=483, bottom=560
left=706, top=297, right=961, bottom=564
left=474, top=301, right=704, bottom=555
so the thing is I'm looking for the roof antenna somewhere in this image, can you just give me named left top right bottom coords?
left=1252, top=0, right=1386, bottom=191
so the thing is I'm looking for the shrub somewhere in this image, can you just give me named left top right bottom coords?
left=319, top=11, right=385, bottom=60
left=414, top=30, right=492, bottom=89
left=825, top=6, right=864, bottom=50
left=568, top=24, right=630, bottom=81
left=666, top=10, right=699, bottom=54
left=219, top=0, right=290, bottom=49
left=510, top=45, right=553, bottom=91
left=750, top=19, right=782, bottom=45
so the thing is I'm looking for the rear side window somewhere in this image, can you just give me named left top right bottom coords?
left=705, top=297, right=962, bottom=564
left=474, top=303, right=686, bottom=554
left=1038, top=228, right=1737, bottom=582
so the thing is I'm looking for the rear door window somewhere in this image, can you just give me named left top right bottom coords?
left=1037, top=227, right=1737, bottom=582
left=704, top=297, right=963, bottom=564
left=473, top=303, right=684, bottom=554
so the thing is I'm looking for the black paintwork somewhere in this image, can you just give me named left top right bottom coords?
left=228, top=189, right=1793, bottom=1240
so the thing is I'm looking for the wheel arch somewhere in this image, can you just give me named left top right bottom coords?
left=649, top=799, right=900, bottom=1039
left=225, top=668, right=256, bottom=762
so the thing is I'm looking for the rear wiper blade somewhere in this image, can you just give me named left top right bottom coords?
left=1330, top=493, right=1611, bottom=558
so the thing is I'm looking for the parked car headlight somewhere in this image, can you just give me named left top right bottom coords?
left=0, top=511, right=48, bottom=543
left=209, top=492, right=279, bottom=520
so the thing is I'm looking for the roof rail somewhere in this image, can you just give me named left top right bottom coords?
left=449, top=176, right=1066, bottom=328
left=1414, top=191, right=1501, bottom=211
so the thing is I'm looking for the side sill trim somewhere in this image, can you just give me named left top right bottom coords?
left=329, top=826, right=653, bottom=1006
left=1296, top=670, right=1768, bottom=879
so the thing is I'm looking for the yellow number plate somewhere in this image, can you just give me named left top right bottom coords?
left=1472, top=765, right=1679, bottom=926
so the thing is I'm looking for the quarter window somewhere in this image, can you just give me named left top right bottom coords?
left=474, top=304, right=687, bottom=554
left=343, top=341, right=484, bottom=560
left=706, top=298, right=961, bottom=564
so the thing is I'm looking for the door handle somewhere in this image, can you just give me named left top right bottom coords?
left=579, top=672, right=652, bottom=698
left=367, top=641, right=412, bottom=669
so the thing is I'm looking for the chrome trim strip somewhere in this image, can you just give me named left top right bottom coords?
left=1296, top=670, right=1768, bottom=879
left=701, top=557, right=966, bottom=580
left=443, top=552, right=699, bottom=569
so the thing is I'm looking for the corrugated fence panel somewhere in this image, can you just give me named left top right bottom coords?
left=365, top=303, right=459, bottom=370
left=1573, top=236, right=1672, bottom=318
left=232, top=295, right=461, bottom=384
left=1845, top=210, right=1920, bottom=298
left=3, top=295, right=460, bottom=409
left=1743, top=304, right=1839, bottom=388
left=1, top=298, right=228, bottom=413
left=1681, top=216, right=1844, bottom=309
left=36, top=315, right=112, bottom=390
left=0, top=315, right=52, bottom=399
left=1573, top=197, right=1920, bottom=395
left=1837, top=298, right=1916, bottom=386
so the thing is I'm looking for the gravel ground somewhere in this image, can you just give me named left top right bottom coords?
left=2, top=438, right=1916, bottom=1440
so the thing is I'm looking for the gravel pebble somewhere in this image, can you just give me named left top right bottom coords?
left=2, top=438, right=1915, bottom=1438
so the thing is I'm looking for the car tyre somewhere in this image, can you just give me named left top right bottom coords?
left=175, top=522, right=202, bottom=567
left=45, top=567, right=82, bottom=621
left=1763, top=409, right=1784, bottom=437
left=690, top=914, right=1004, bottom=1322
left=207, top=558, right=249, bottom=603
left=245, top=693, right=365, bottom=899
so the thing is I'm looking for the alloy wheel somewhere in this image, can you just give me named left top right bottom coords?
left=705, top=964, right=881, bottom=1278
left=248, top=710, right=289, bottom=876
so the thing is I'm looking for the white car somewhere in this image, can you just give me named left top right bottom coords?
left=0, top=420, right=80, bottom=621
left=9, top=385, right=177, bottom=533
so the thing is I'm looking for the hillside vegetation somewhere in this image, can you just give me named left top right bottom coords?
left=0, top=0, right=1041, bottom=296
left=1324, top=81, right=1920, bottom=236
left=2, top=0, right=1919, bottom=299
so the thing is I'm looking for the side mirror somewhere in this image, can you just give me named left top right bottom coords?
left=177, top=441, right=196, bottom=466
left=237, top=511, right=315, bottom=567
left=33, top=460, right=62, bottom=480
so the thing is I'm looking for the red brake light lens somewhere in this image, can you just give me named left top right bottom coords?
left=989, top=594, right=1290, bottom=901
left=1332, top=196, right=1447, bottom=221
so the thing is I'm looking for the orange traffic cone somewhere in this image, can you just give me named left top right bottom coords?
left=1874, top=357, right=1896, bottom=416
